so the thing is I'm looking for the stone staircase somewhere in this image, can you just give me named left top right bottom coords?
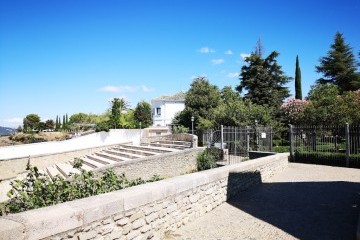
left=40, top=142, right=191, bottom=179
left=141, top=140, right=192, bottom=150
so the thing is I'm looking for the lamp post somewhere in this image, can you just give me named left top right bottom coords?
left=191, top=116, right=194, bottom=135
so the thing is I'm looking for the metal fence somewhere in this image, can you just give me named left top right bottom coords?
left=203, top=125, right=273, bottom=164
left=289, top=124, right=360, bottom=168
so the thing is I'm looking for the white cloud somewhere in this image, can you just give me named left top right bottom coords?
left=140, top=85, right=154, bottom=92
left=240, top=53, right=251, bottom=60
left=227, top=72, right=239, bottom=78
left=211, top=59, right=225, bottom=65
left=225, top=50, right=233, bottom=55
left=198, top=47, right=215, bottom=54
left=98, top=85, right=154, bottom=93
left=98, top=85, right=120, bottom=92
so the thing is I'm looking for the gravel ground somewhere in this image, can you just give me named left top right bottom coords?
left=171, top=163, right=360, bottom=240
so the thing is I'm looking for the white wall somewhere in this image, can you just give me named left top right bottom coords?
left=152, top=101, right=185, bottom=126
left=0, top=129, right=143, bottom=160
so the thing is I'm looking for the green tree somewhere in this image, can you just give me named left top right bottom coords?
left=23, top=114, right=41, bottom=132
left=295, top=55, right=302, bottom=99
left=175, top=77, right=221, bottom=129
left=236, top=51, right=291, bottom=109
left=45, top=119, right=55, bottom=130
left=55, top=116, right=59, bottom=130
left=62, top=115, right=66, bottom=130
left=134, top=100, right=152, bottom=128
left=109, top=98, right=128, bottom=129
left=69, top=113, right=88, bottom=124
left=316, top=32, right=360, bottom=92
left=65, top=114, right=69, bottom=129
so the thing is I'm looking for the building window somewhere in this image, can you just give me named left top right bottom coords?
left=156, top=107, right=161, bottom=115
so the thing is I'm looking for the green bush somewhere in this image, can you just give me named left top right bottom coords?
left=197, top=150, right=217, bottom=171
left=1, top=163, right=161, bottom=215
left=172, top=125, right=189, bottom=134
left=204, top=147, right=224, bottom=161
left=293, top=151, right=360, bottom=168
left=273, top=146, right=289, bottom=153
left=95, top=121, right=110, bottom=132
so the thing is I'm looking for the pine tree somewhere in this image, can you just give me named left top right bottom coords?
left=65, top=114, right=69, bottom=130
left=236, top=51, right=291, bottom=109
left=316, top=32, right=360, bottom=92
left=295, top=55, right=302, bottom=99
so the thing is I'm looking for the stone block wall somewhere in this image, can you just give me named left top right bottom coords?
left=96, top=148, right=203, bottom=180
left=0, top=153, right=289, bottom=240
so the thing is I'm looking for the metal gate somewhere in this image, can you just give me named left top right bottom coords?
left=203, top=125, right=273, bottom=164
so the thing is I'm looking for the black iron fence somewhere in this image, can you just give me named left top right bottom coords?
left=203, top=125, right=273, bottom=164
left=289, top=124, right=360, bottom=168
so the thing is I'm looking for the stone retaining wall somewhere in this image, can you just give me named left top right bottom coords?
left=96, top=148, right=204, bottom=180
left=0, top=153, right=289, bottom=240
left=0, top=143, right=130, bottom=180
left=141, top=133, right=197, bottom=148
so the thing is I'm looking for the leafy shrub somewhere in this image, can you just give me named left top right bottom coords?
left=273, top=146, right=289, bottom=153
left=95, top=121, right=110, bottom=132
left=172, top=125, right=189, bottom=134
left=1, top=163, right=161, bottom=215
left=205, top=147, right=224, bottom=161
left=293, top=151, right=360, bottom=168
left=197, top=150, right=217, bottom=171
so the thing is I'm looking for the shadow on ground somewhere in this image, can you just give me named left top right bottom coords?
left=227, top=172, right=360, bottom=240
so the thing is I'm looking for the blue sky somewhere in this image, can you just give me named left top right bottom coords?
left=1, top=0, right=359, bottom=128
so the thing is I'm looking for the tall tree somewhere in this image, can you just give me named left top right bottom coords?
left=255, top=37, right=264, bottom=58
left=62, top=115, right=66, bottom=130
left=295, top=55, right=302, bottom=99
left=65, top=114, right=69, bottom=128
left=134, top=100, right=152, bottom=128
left=109, top=98, right=128, bottom=129
left=23, top=114, right=41, bottom=132
left=316, top=32, right=360, bottom=92
left=174, top=77, right=221, bottom=129
left=236, top=51, right=291, bottom=109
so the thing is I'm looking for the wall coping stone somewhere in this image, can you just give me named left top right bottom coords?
left=0, top=152, right=289, bottom=239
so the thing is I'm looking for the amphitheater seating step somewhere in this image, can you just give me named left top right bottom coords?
left=118, top=144, right=177, bottom=153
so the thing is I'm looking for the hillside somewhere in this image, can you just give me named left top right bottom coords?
left=0, top=126, right=16, bottom=136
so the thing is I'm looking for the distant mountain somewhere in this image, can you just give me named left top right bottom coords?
left=0, top=126, right=17, bottom=135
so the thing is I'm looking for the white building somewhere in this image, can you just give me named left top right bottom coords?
left=151, top=92, right=185, bottom=126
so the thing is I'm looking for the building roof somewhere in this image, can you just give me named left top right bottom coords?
left=152, top=91, right=186, bottom=102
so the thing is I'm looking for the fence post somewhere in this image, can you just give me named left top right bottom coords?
left=221, top=125, right=224, bottom=150
left=269, top=127, right=273, bottom=152
left=345, top=123, right=350, bottom=168
left=289, top=124, right=294, bottom=162
left=246, top=126, right=250, bottom=155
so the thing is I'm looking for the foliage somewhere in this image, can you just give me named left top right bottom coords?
left=205, top=147, right=224, bottom=161
left=196, top=149, right=217, bottom=171
left=109, top=98, right=128, bottom=129
left=280, top=98, right=309, bottom=125
left=134, top=100, right=152, bottom=128
left=293, top=151, right=360, bottom=168
left=119, top=109, right=137, bottom=129
left=2, top=163, right=162, bottom=215
left=175, top=77, right=221, bottom=129
left=299, top=84, right=360, bottom=125
left=172, top=125, right=189, bottom=134
left=295, top=55, right=302, bottom=99
left=273, top=146, right=289, bottom=153
left=95, top=121, right=110, bottom=132
left=45, top=119, right=55, bottom=130
left=23, top=114, right=40, bottom=132
left=316, top=32, right=360, bottom=92
left=236, top=51, right=291, bottom=109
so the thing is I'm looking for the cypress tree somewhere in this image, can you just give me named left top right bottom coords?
left=295, top=55, right=302, bottom=99
left=55, top=116, right=59, bottom=130
left=62, top=115, right=66, bottom=130
left=65, top=114, right=69, bottom=129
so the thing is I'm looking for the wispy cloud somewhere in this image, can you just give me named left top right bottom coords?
left=140, top=85, right=154, bottom=92
left=240, top=53, right=251, bottom=60
left=198, top=47, right=215, bottom=54
left=4, top=117, right=22, bottom=123
left=212, top=59, right=225, bottom=65
left=98, top=85, right=154, bottom=93
left=98, top=85, right=120, bottom=92
left=225, top=50, right=233, bottom=55
left=227, top=72, right=239, bottom=78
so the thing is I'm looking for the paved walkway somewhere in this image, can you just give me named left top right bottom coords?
left=171, top=163, right=360, bottom=240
